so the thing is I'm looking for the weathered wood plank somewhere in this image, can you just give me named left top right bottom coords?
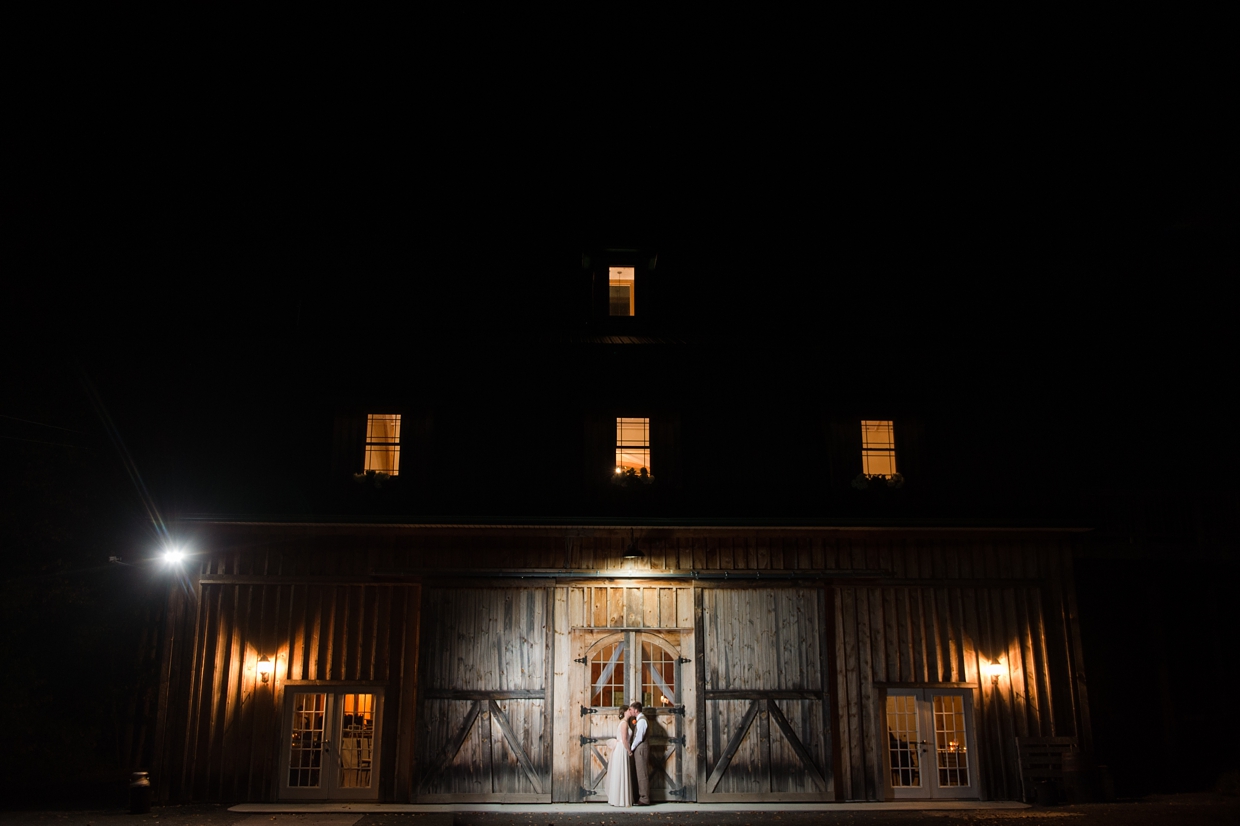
left=1031, top=587, right=1056, bottom=737
left=856, top=587, right=877, bottom=801
left=883, top=589, right=899, bottom=684
left=423, top=690, right=547, bottom=699
left=841, top=587, right=862, bottom=800
left=892, top=588, right=910, bottom=683
left=489, top=700, right=544, bottom=794
left=420, top=700, right=483, bottom=792
left=552, top=587, right=571, bottom=801
left=658, top=588, right=674, bottom=629
left=694, top=588, right=708, bottom=800
left=704, top=689, right=825, bottom=700
left=706, top=699, right=759, bottom=794
left=769, top=698, right=827, bottom=792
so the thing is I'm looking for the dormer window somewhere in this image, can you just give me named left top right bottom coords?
left=364, top=414, right=401, bottom=475
left=609, top=267, right=635, bottom=316
left=861, top=420, right=897, bottom=476
left=615, top=417, right=650, bottom=473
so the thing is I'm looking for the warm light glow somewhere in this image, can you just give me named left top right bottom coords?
left=365, top=414, right=400, bottom=475
left=616, top=417, right=650, bottom=472
left=257, top=655, right=273, bottom=683
left=862, top=420, right=897, bottom=476
left=609, top=267, right=635, bottom=316
left=164, top=548, right=185, bottom=564
left=983, top=661, right=1005, bottom=679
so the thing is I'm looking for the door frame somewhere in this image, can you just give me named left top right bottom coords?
left=880, top=687, right=979, bottom=800
left=278, top=683, right=385, bottom=801
left=573, top=629, right=691, bottom=802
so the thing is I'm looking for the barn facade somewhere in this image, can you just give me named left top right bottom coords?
left=151, top=522, right=1091, bottom=804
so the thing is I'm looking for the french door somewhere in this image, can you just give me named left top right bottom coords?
left=884, top=689, right=978, bottom=799
left=576, top=631, right=688, bottom=801
left=280, top=688, right=383, bottom=800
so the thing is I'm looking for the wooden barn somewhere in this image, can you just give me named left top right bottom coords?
left=147, top=248, right=1095, bottom=804
left=150, top=522, right=1091, bottom=804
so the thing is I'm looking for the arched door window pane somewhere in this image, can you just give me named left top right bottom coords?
left=640, top=638, right=677, bottom=708
left=589, top=640, right=626, bottom=708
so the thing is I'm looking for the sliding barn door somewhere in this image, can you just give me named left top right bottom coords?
left=698, top=587, right=833, bottom=801
left=415, top=588, right=553, bottom=802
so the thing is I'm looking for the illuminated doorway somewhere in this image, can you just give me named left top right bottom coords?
left=279, top=688, right=383, bottom=800
left=576, top=631, right=688, bottom=801
left=884, top=689, right=978, bottom=799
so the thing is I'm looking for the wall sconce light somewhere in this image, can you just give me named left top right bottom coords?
left=984, top=661, right=1004, bottom=686
left=622, top=528, right=644, bottom=560
left=257, top=655, right=273, bottom=684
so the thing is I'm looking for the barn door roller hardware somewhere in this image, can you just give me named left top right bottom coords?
left=580, top=705, right=598, bottom=716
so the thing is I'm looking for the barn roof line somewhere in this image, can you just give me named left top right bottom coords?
left=177, top=516, right=1091, bottom=532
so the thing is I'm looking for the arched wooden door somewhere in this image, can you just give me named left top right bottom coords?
left=575, top=631, right=688, bottom=802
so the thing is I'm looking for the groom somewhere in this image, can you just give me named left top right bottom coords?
left=627, top=701, right=651, bottom=805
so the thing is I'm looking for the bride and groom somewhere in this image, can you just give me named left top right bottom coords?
left=605, top=701, right=652, bottom=807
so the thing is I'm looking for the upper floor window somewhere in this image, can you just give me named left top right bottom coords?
left=861, top=419, right=896, bottom=476
left=616, top=417, right=650, bottom=474
left=609, top=267, right=635, bottom=316
left=365, top=414, right=401, bottom=475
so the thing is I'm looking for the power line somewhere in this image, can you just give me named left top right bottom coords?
left=0, top=434, right=93, bottom=450
left=0, top=413, right=86, bottom=434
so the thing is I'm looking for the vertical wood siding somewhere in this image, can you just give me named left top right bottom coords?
left=566, top=584, right=692, bottom=628
left=834, top=583, right=1059, bottom=801
left=156, top=582, right=419, bottom=803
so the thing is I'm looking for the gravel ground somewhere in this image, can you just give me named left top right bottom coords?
left=2, top=795, right=1239, bottom=826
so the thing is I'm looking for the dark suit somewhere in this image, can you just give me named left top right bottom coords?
left=631, top=715, right=651, bottom=804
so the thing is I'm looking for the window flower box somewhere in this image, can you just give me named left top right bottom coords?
left=851, top=472, right=905, bottom=491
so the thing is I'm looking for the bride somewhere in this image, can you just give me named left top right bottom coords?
left=605, top=706, right=633, bottom=806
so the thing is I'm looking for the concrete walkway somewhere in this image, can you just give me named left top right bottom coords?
left=230, top=800, right=1030, bottom=813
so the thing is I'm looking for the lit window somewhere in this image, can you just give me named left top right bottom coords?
left=364, top=414, right=400, bottom=475
left=609, top=267, right=635, bottom=316
left=861, top=420, right=897, bottom=476
left=616, top=417, right=650, bottom=473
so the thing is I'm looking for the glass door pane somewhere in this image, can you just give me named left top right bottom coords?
left=885, top=693, right=923, bottom=789
left=639, top=637, right=677, bottom=710
left=338, top=693, right=377, bottom=790
left=932, top=694, right=970, bottom=789
left=288, top=693, right=328, bottom=789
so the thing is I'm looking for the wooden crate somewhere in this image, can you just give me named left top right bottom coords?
left=1016, top=736, right=1078, bottom=803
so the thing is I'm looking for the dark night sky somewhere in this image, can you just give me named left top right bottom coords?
left=6, top=29, right=1238, bottom=507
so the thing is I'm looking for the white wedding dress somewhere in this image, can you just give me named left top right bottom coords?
left=605, top=720, right=633, bottom=806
